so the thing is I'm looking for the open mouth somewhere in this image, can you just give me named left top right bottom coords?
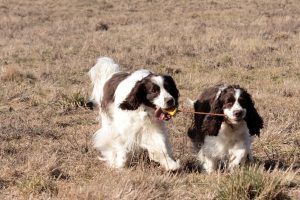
left=154, top=106, right=177, bottom=121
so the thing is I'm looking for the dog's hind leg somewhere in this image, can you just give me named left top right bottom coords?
left=93, top=124, right=128, bottom=168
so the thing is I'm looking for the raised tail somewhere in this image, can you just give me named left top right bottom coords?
left=88, top=57, right=120, bottom=107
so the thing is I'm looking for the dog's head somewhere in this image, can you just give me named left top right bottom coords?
left=220, top=86, right=248, bottom=124
left=204, top=85, right=263, bottom=136
left=119, top=74, right=179, bottom=120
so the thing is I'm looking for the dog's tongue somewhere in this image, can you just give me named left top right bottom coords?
left=154, top=107, right=171, bottom=121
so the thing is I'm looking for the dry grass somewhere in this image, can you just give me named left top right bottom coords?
left=0, top=66, right=36, bottom=82
left=0, top=0, right=299, bottom=199
left=215, top=166, right=298, bottom=200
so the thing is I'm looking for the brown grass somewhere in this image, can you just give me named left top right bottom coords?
left=0, top=0, right=299, bottom=199
left=0, top=66, right=24, bottom=81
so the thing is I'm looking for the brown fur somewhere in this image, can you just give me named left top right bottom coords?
left=119, top=75, right=159, bottom=110
left=101, top=72, right=130, bottom=112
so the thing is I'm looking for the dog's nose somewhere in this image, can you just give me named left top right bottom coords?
left=166, top=98, right=175, bottom=107
left=233, top=110, right=243, bottom=118
left=86, top=100, right=96, bottom=110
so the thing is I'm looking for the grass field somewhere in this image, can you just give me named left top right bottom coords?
left=0, top=0, right=299, bottom=199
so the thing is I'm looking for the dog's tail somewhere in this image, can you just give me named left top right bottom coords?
left=88, top=57, right=120, bottom=107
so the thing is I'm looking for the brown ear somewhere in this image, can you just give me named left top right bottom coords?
left=243, top=92, right=264, bottom=136
left=187, top=100, right=208, bottom=151
left=119, top=81, right=145, bottom=110
left=188, top=100, right=207, bottom=140
left=201, top=98, right=224, bottom=136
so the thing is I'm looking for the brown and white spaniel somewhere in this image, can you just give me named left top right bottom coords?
left=188, top=85, right=263, bottom=173
left=88, top=57, right=180, bottom=170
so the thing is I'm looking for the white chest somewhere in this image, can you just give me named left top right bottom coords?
left=202, top=121, right=250, bottom=158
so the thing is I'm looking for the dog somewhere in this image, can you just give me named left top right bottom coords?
left=188, top=85, right=263, bottom=173
left=88, top=57, right=180, bottom=170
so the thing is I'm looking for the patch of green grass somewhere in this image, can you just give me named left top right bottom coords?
left=214, top=166, right=293, bottom=200
left=17, top=175, right=58, bottom=196
left=270, top=75, right=283, bottom=84
left=60, top=92, right=86, bottom=110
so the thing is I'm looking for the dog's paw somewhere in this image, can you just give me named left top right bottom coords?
left=165, top=160, right=181, bottom=171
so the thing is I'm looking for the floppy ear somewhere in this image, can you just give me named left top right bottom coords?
left=187, top=100, right=208, bottom=151
left=188, top=100, right=201, bottom=140
left=119, top=81, right=145, bottom=110
left=244, top=92, right=264, bottom=136
left=201, top=98, right=224, bottom=136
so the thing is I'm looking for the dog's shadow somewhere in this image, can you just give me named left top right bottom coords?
left=126, top=151, right=203, bottom=173
left=181, top=159, right=203, bottom=173
left=125, top=151, right=300, bottom=174
left=126, top=150, right=161, bottom=170
left=260, top=158, right=300, bottom=171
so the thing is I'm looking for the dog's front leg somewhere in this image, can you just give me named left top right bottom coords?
left=140, top=130, right=180, bottom=171
left=228, top=148, right=247, bottom=171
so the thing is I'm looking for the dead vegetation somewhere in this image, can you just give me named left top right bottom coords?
left=215, top=166, right=297, bottom=200
left=0, top=0, right=299, bottom=199
left=0, top=66, right=36, bottom=83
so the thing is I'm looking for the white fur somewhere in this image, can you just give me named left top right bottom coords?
left=89, top=57, right=180, bottom=171
left=88, top=57, right=120, bottom=106
left=198, top=121, right=251, bottom=173
left=186, top=98, right=195, bottom=107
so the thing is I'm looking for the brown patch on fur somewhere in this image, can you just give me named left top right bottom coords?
left=119, top=75, right=158, bottom=110
left=118, top=79, right=146, bottom=110
left=188, top=86, right=222, bottom=149
left=101, top=72, right=130, bottom=112
left=239, top=87, right=264, bottom=136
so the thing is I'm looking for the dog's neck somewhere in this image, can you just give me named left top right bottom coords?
left=223, top=119, right=246, bottom=131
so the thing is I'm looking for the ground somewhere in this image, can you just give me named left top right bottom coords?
left=0, top=0, right=299, bottom=199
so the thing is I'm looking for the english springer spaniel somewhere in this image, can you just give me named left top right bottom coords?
left=188, top=85, right=263, bottom=173
left=88, top=57, right=180, bottom=171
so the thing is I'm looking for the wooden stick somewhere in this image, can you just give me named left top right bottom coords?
left=177, top=109, right=225, bottom=117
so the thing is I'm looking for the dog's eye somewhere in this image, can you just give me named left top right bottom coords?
left=224, top=102, right=233, bottom=108
left=151, top=85, right=159, bottom=93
